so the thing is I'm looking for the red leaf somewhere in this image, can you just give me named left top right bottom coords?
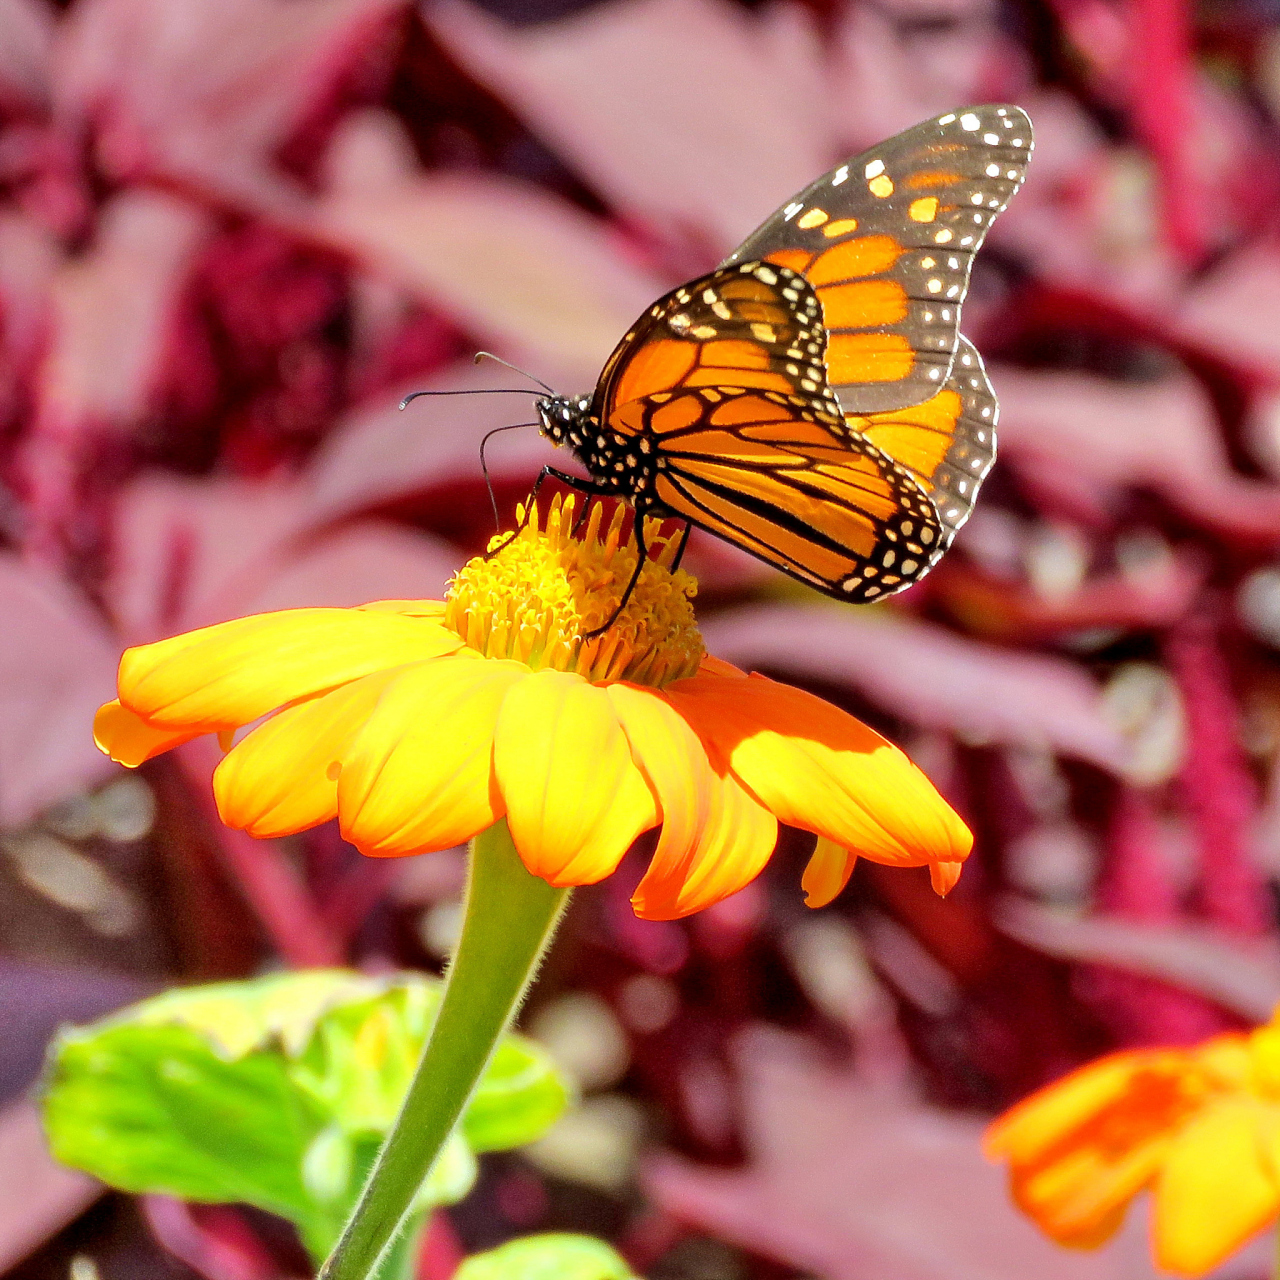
left=0, top=554, right=119, bottom=826
left=701, top=604, right=1131, bottom=772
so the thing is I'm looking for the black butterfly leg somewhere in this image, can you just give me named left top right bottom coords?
left=484, top=466, right=610, bottom=559
left=670, top=522, right=692, bottom=571
left=569, top=497, right=596, bottom=538
left=581, top=519, right=649, bottom=640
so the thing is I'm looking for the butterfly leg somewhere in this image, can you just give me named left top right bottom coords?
left=669, top=521, right=692, bottom=571
left=484, top=466, right=610, bottom=558
left=581, top=518, right=649, bottom=640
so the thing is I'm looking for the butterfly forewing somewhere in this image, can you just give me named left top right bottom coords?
left=591, top=261, right=844, bottom=425
left=722, top=105, right=1032, bottom=415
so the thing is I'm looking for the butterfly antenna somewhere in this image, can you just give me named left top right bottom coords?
left=480, top=422, right=539, bottom=532
left=399, top=388, right=543, bottom=410
left=473, top=351, right=557, bottom=396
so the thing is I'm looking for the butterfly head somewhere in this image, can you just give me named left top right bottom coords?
left=535, top=393, right=594, bottom=452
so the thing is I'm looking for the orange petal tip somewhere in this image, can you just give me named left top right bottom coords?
left=930, top=859, right=964, bottom=896
left=93, top=699, right=201, bottom=767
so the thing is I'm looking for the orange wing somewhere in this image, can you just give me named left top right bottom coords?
left=588, top=263, right=947, bottom=600
left=641, top=386, right=943, bottom=600
left=724, top=105, right=1031, bottom=414
left=852, top=335, right=997, bottom=541
left=591, top=261, right=844, bottom=426
left=584, top=248, right=998, bottom=600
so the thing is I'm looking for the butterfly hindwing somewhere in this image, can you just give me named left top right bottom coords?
left=852, top=334, right=998, bottom=547
left=646, top=387, right=945, bottom=600
left=722, top=105, right=1031, bottom=415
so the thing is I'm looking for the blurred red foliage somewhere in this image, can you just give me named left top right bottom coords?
left=3, top=0, right=1280, bottom=1275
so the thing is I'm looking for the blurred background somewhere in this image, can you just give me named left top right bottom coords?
left=2, top=0, right=1280, bottom=1275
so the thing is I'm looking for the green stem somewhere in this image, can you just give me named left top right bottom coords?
left=368, top=1212, right=425, bottom=1280
left=318, top=821, right=571, bottom=1280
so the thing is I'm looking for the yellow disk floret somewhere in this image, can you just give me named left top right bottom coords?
left=444, top=495, right=705, bottom=687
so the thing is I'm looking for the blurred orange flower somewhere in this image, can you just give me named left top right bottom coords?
left=985, top=1015, right=1280, bottom=1275
left=94, top=496, right=970, bottom=919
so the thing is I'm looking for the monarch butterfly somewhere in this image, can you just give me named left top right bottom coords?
left=414, top=106, right=1032, bottom=629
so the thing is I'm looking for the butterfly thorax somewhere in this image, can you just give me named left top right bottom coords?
left=536, top=394, right=662, bottom=507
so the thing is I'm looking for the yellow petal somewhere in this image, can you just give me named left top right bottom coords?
left=985, top=1051, right=1170, bottom=1163
left=1249, top=1026, right=1280, bottom=1094
left=494, top=670, right=658, bottom=885
left=1195, top=1033, right=1252, bottom=1088
left=632, top=765, right=777, bottom=920
left=213, top=667, right=408, bottom=838
left=668, top=671, right=970, bottom=866
left=357, top=600, right=446, bottom=618
left=802, top=836, right=858, bottom=908
left=1154, top=1098, right=1280, bottom=1275
left=1012, top=1131, right=1170, bottom=1249
left=119, top=608, right=463, bottom=729
left=93, top=699, right=204, bottom=766
left=338, top=656, right=523, bottom=856
left=606, top=682, right=713, bottom=874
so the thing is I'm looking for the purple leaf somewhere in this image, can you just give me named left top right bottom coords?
left=645, top=1025, right=1150, bottom=1280
left=53, top=0, right=408, bottom=215
left=1175, top=241, right=1280, bottom=383
left=700, top=604, right=1131, bottom=772
left=424, top=0, right=834, bottom=254
left=313, top=163, right=666, bottom=377
left=995, top=897, right=1280, bottom=1023
left=0, top=0, right=54, bottom=119
left=0, top=554, right=119, bottom=826
left=0, top=1100, right=100, bottom=1273
left=304, top=361, right=560, bottom=527
left=106, top=473, right=461, bottom=639
left=992, top=363, right=1280, bottom=538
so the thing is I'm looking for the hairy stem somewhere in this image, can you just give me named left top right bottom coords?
left=318, top=822, right=570, bottom=1280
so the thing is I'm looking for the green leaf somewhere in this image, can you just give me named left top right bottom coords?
left=455, top=1234, right=638, bottom=1280
left=464, top=1037, right=575, bottom=1153
left=44, top=1021, right=325, bottom=1223
left=125, top=969, right=433, bottom=1061
left=41, top=969, right=572, bottom=1264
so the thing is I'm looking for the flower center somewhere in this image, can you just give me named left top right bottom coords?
left=444, top=494, right=705, bottom=686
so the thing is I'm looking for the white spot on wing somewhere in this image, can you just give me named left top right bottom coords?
left=960, top=113, right=981, bottom=131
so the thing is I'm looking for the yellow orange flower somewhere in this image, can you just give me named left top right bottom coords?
left=94, top=497, right=970, bottom=919
left=985, top=1016, right=1280, bottom=1275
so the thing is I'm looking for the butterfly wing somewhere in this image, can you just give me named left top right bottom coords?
left=645, top=387, right=943, bottom=600
left=590, top=260, right=845, bottom=424
left=637, top=337, right=997, bottom=598
left=591, top=262, right=950, bottom=600
left=723, top=104, right=1031, bottom=414
left=852, top=334, right=997, bottom=545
